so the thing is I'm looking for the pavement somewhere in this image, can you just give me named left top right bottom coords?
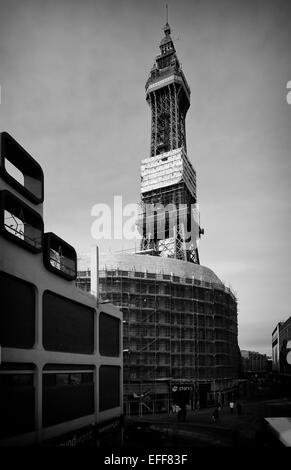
left=124, top=397, right=291, bottom=449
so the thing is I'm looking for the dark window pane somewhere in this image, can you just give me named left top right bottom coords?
left=99, top=312, right=120, bottom=357
left=56, top=373, right=69, bottom=386
left=43, top=374, right=56, bottom=387
left=11, top=374, right=33, bottom=387
left=0, top=375, right=11, bottom=386
left=43, top=291, right=94, bottom=354
left=70, top=373, right=82, bottom=385
left=0, top=271, right=35, bottom=348
left=43, top=376, right=94, bottom=427
left=82, top=373, right=94, bottom=384
left=0, top=373, right=35, bottom=439
left=99, top=366, right=120, bottom=411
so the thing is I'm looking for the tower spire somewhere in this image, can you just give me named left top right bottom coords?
left=163, top=4, right=171, bottom=36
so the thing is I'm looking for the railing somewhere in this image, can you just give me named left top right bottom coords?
left=99, top=268, right=236, bottom=300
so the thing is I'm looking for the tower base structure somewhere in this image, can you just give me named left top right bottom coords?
left=95, top=253, right=241, bottom=414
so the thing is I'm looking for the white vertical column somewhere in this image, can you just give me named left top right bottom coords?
left=90, top=245, right=99, bottom=305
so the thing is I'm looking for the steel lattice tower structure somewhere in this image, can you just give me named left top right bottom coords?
left=138, top=22, right=202, bottom=263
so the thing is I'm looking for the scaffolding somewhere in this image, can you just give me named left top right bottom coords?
left=138, top=179, right=200, bottom=264
left=96, top=268, right=239, bottom=411
left=76, top=263, right=240, bottom=413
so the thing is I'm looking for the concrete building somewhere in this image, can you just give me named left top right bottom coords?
left=272, top=323, right=283, bottom=372
left=272, top=317, right=291, bottom=374
left=77, top=254, right=239, bottom=413
left=99, top=254, right=240, bottom=413
left=0, top=132, right=123, bottom=446
left=240, top=350, right=268, bottom=374
left=77, top=22, right=240, bottom=413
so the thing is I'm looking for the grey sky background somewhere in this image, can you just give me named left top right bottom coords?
left=0, top=0, right=291, bottom=354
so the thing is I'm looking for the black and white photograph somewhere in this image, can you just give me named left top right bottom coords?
left=0, top=0, right=291, bottom=460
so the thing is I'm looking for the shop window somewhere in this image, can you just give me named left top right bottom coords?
left=42, top=367, right=94, bottom=427
left=0, top=271, right=35, bottom=349
left=43, top=291, right=95, bottom=354
left=99, top=366, right=120, bottom=411
left=99, top=312, right=120, bottom=357
left=0, top=364, right=35, bottom=439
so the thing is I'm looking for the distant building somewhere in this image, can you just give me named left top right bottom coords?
left=76, top=254, right=91, bottom=292
left=272, top=317, right=291, bottom=374
left=240, top=350, right=268, bottom=374
left=272, top=323, right=283, bottom=372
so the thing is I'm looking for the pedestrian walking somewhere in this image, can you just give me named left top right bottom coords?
left=176, top=405, right=182, bottom=422
left=229, top=401, right=234, bottom=414
left=212, top=407, right=219, bottom=423
left=181, top=403, right=187, bottom=422
left=236, top=402, right=242, bottom=415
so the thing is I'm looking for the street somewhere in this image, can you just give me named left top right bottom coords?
left=124, top=397, right=291, bottom=449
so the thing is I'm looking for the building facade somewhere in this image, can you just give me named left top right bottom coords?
left=98, top=254, right=240, bottom=413
left=0, top=132, right=123, bottom=446
left=272, top=317, right=291, bottom=374
left=240, top=350, right=268, bottom=374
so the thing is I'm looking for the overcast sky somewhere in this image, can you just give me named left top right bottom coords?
left=1, top=0, right=291, bottom=355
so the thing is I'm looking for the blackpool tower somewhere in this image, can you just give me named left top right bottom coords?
left=139, top=22, right=203, bottom=263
